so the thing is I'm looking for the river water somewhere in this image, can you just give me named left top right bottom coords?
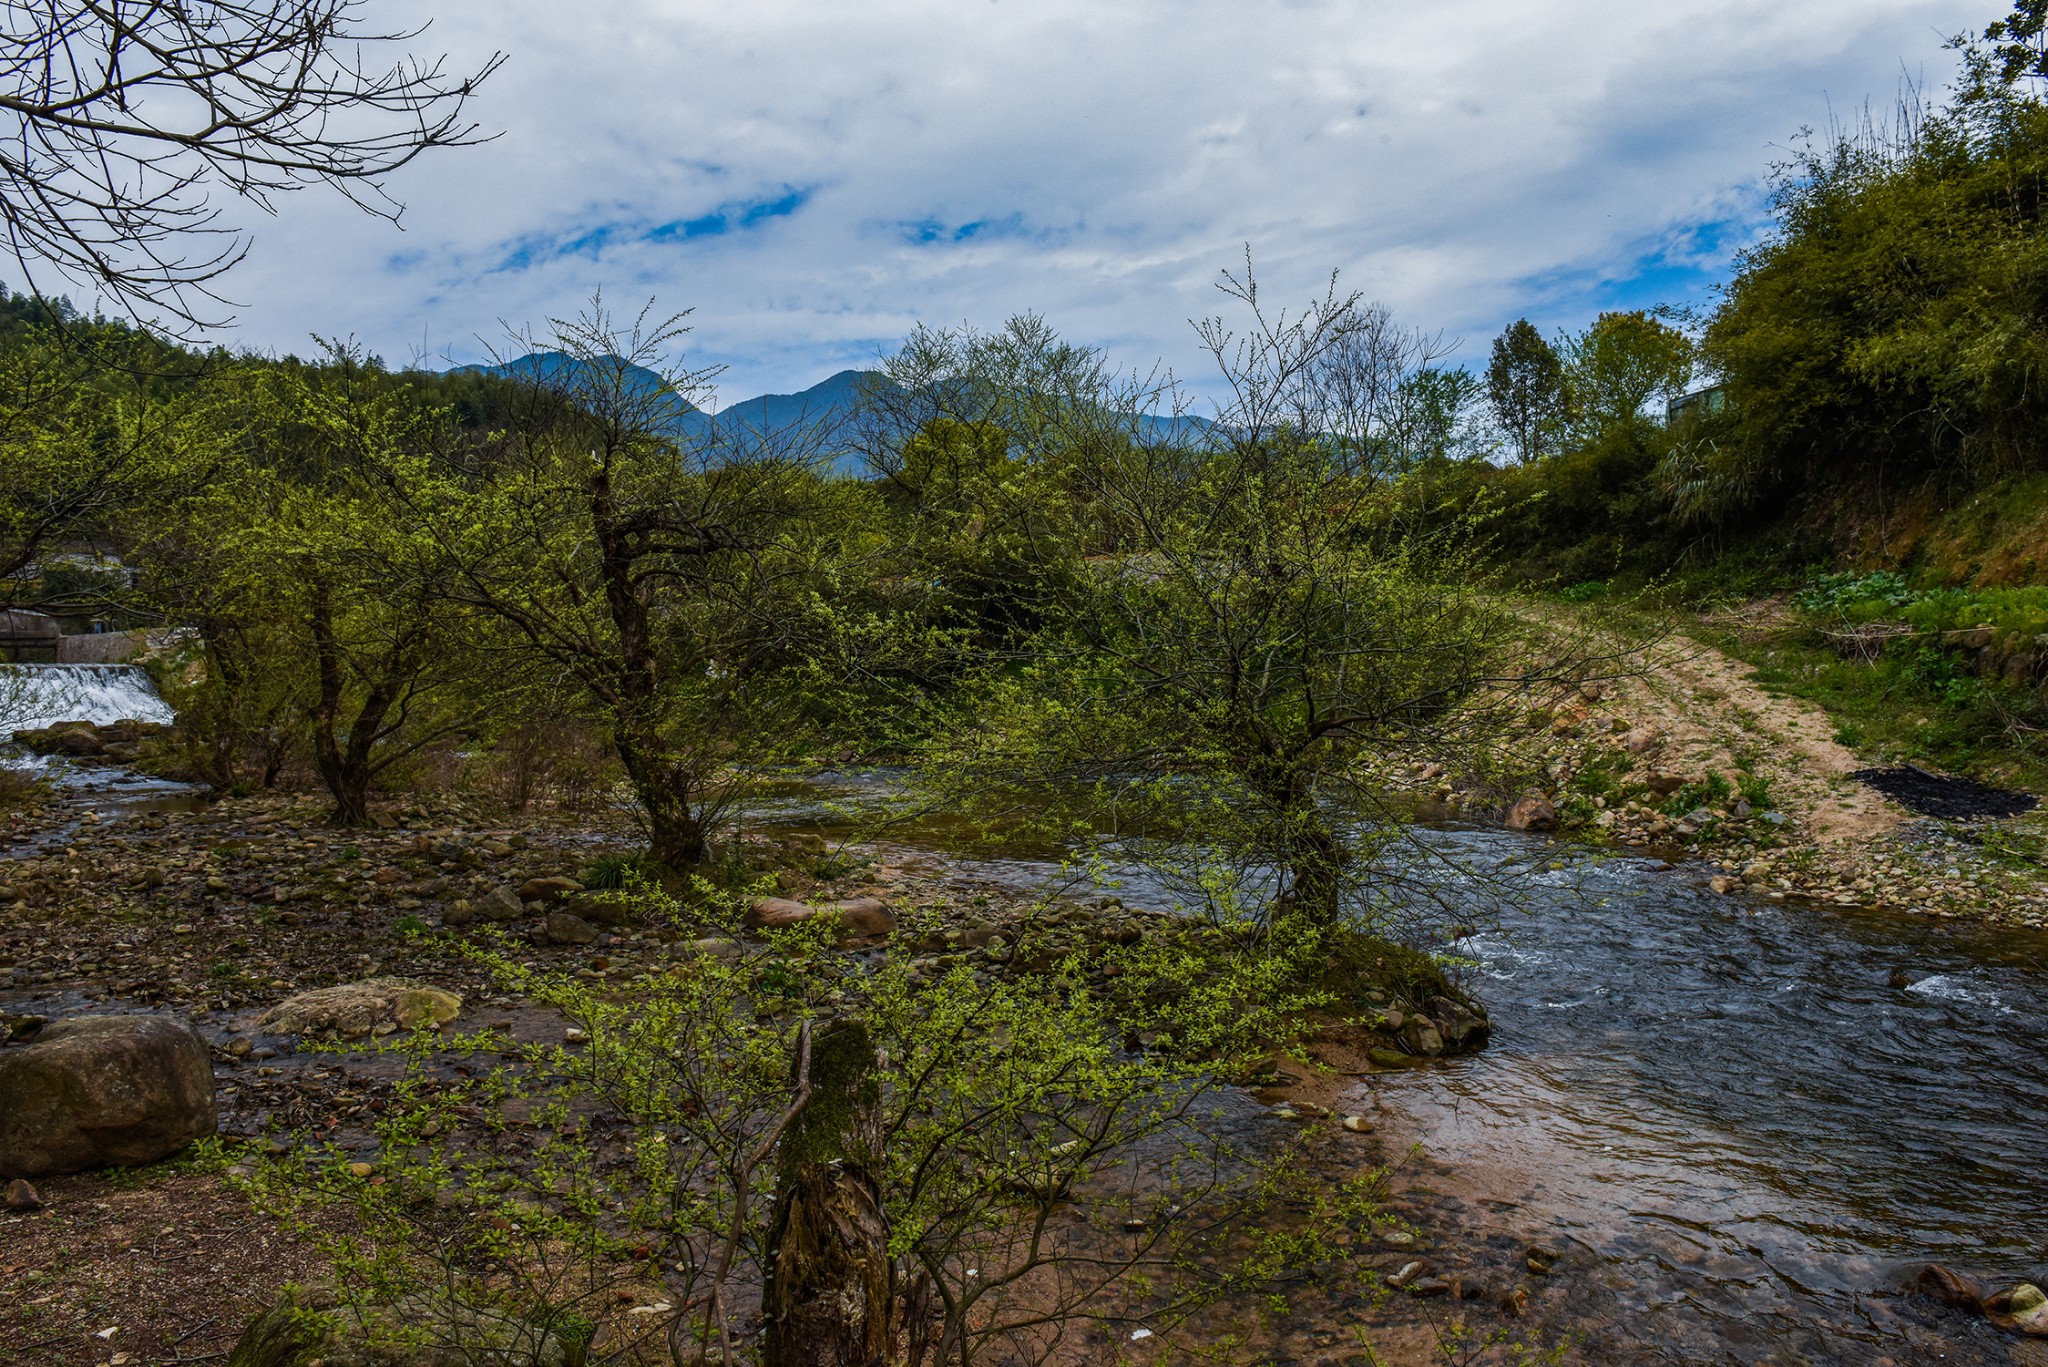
left=1368, top=830, right=2048, bottom=1364
left=765, top=775, right=2048, bottom=1363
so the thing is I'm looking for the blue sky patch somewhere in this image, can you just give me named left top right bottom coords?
left=492, top=188, right=812, bottom=271
left=899, top=212, right=1032, bottom=245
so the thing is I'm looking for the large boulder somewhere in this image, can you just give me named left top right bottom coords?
left=258, top=978, right=461, bottom=1039
left=0, top=1015, right=216, bottom=1178
left=476, top=885, right=526, bottom=923
left=747, top=895, right=895, bottom=938
left=541, top=911, right=597, bottom=945
left=1503, top=793, right=1557, bottom=833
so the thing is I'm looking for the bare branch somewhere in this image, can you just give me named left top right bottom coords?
left=0, top=1, right=503, bottom=330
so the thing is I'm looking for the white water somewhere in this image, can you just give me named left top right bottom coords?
left=0, top=663, right=176, bottom=732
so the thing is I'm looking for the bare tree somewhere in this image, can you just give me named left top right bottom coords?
left=0, top=1, right=503, bottom=328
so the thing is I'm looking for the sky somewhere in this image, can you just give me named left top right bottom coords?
left=106, top=0, right=1993, bottom=403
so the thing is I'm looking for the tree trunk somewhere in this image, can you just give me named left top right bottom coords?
left=762, top=1020, right=895, bottom=1367
left=1257, top=763, right=1347, bottom=932
left=1282, top=818, right=1346, bottom=929
left=613, top=727, right=707, bottom=868
left=307, top=580, right=371, bottom=827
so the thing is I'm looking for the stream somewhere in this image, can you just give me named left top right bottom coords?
left=765, top=775, right=2048, bottom=1364
left=1373, top=831, right=2048, bottom=1364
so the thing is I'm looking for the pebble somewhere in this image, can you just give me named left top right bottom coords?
left=5, top=1177, right=42, bottom=1211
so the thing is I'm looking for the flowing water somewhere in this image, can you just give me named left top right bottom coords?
left=1367, top=830, right=2048, bottom=1364
left=1, top=662, right=177, bottom=731
left=1, top=663, right=200, bottom=852
left=765, top=774, right=2048, bottom=1363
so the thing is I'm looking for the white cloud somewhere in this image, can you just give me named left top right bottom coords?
left=197, top=0, right=1980, bottom=399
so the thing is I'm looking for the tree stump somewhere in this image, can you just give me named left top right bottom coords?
left=762, top=1019, right=895, bottom=1367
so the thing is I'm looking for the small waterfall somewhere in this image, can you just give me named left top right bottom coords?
left=0, top=663, right=176, bottom=732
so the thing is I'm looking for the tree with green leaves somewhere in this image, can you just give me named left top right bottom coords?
left=135, top=353, right=500, bottom=816
left=0, top=312, right=196, bottom=610
left=894, top=268, right=1589, bottom=973
left=1989, top=0, right=2048, bottom=84
left=416, top=300, right=849, bottom=868
left=237, top=886, right=1387, bottom=1367
left=1699, top=46, right=2048, bottom=517
left=1561, top=309, right=1695, bottom=435
left=1486, top=318, right=1569, bottom=463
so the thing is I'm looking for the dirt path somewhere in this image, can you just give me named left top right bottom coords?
left=1610, top=629, right=1901, bottom=845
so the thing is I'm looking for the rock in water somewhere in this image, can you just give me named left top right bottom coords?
left=258, top=978, right=461, bottom=1038
left=1912, top=1263, right=1984, bottom=1310
left=1988, top=1284, right=2048, bottom=1337
left=1503, top=794, right=1558, bottom=832
left=0, top=1016, right=215, bottom=1178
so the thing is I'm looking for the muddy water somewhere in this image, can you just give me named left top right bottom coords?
left=769, top=775, right=2048, bottom=1362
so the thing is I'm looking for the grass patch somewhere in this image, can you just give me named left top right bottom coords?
left=1700, top=625, right=2048, bottom=792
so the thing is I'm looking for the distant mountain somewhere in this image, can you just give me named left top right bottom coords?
left=452, top=355, right=1209, bottom=473
left=715, top=368, right=876, bottom=440
left=456, top=355, right=882, bottom=471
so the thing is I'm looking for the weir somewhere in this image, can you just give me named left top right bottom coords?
left=0, top=663, right=177, bottom=732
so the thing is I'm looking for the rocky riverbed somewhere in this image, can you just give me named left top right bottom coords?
left=5, top=675, right=2047, bottom=1366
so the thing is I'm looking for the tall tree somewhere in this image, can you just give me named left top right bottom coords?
left=1486, top=318, right=1568, bottom=463
left=135, top=354, right=494, bottom=817
left=903, top=267, right=1592, bottom=955
left=1561, top=310, right=1695, bottom=435
left=422, top=301, right=835, bottom=868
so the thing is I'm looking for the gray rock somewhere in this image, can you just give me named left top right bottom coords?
left=1619, top=725, right=1662, bottom=754
left=258, top=979, right=461, bottom=1038
left=565, top=891, right=634, bottom=927
left=543, top=911, right=598, bottom=945
left=1400, top=1022, right=1445, bottom=1057
left=477, top=885, right=525, bottom=923
left=0, top=1016, right=215, bottom=1178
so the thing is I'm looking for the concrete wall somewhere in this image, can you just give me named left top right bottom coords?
left=55, top=630, right=150, bottom=664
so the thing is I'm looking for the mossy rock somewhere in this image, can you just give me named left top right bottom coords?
left=227, top=1290, right=581, bottom=1367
